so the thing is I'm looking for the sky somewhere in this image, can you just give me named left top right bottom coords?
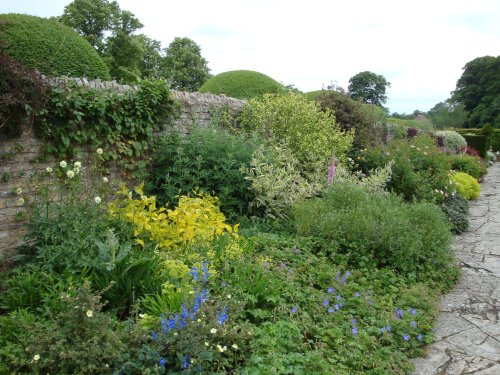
left=1, top=0, right=499, bottom=113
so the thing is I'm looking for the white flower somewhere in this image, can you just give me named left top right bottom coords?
left=74, top=167, right=81, bottom=175
left=17, top=197, right=25, bottom=206
left=60, top=160, right=67, bottom=168
left=102, top=177, right=108, bottom=183
left=232, top=344, right=239, bottom=350
left=173, top=332, right=178, bottom=336
left=210, top=328, right=217, bottom=334
left=216, top=345, right=227, bottom=353
left=16, top=187, right=23, bottom=195
left=66, top=170, right=75, bottom=178
left=96, top=148, right=103, bottom=155
left=33, top=354, right=40, bottom=361
left=227, top=294, right=232, bottom=299
left=94, top=196, right=102, bottom=204
left=74, top=161, right=82, bottom=168
left=86, top=310, right=93, bottom=317
left=46, top=167, right=53, bottom=173
left=204, top=342, right=209, bottom=346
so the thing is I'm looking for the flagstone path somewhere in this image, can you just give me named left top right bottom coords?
left=412, top=162, right=500, bottom=374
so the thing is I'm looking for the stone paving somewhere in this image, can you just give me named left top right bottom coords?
left=412, top=163, right=500, bottom=375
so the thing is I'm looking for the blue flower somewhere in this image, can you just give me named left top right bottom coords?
left=328, top=307, right=334, bottom=314
left=352, top=327, right=358, bottom=335
left=385, top=325, right=392, bottom=331
left=291, top=306, right=298, bottom=313
left=341, top=276, right=346, bottom=285
left=411, top=320, right=417, bottom=328
left=190, top=267, right=199, bottom=282
left=345, top=271, right=351, bottom=277
left=334, top=304, right=340, bottom=311
left=216, top=307, right=228, bottom=325
left=182, top=354, right=190, bottom=369
left=323, top=298, right=329, bottom=307
left=417, top=334, right=423, bottom=341
left=151, top=332, right=158, bottom=341
left=403, top=333, right=410, bottom=341
left=379, top=327, right=386, bottom=333
left=159, top=357, right=166, bottom=367
left=355, top=291, right=360, bottom=298
left=201, top=261, right=210, bottom=282
left=351, top=318, right=357, bottom=325
left=327, top=287, right=335, bottom=294
left=336, top=295, right=342, bottom=301
left=409, top=308, right=417, bottom=316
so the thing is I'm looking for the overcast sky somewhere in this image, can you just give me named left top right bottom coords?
left=1, top=0, right=499, bottom=113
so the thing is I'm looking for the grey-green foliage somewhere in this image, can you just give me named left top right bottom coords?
left=95, top=229, right=132, bottom=271
left=435, top=130, right=467, bottom=153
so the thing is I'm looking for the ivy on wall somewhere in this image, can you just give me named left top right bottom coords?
left=35, top=80, right=177, bottom=167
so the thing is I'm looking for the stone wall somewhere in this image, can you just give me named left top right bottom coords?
left=0, top=80, right=246, bottom=257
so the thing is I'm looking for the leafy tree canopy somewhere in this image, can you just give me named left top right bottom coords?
left=453, top=55, right=500, bottom=128
left=162, top=37, right=210, bottom=91
left=427, top=99, right=468, bottom=129
left=348, top=71, right=390, bottom=107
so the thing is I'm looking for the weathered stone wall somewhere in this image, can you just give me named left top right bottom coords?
left=0, top=80, right=246, bottom=257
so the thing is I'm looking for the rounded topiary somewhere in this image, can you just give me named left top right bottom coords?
left=0, top=14, right=110, bottom=79
left=450, top=172, right=481, bottom=200
left=199, top=70, right=283, bottom=99
left=435, top=130, right=467, bottom=154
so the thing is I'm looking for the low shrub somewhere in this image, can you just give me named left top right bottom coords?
left=145, top=125, right=259, bottom=219
left=434, top=130, right=467, bottom=154
left=461, top=134, right=488, bottom=157
left=448, top=154, right=487, bottom=179
left=440, top=195, right=469, bottom=234
left=199, top=70, right=284, bottom=99
left=292, top=182, right=456, bottom=288
left=356, top=135, right=453, bottom=202
left=450, top=172, right=481, bottom=200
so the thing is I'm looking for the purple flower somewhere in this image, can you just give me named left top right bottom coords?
left=352, top=327, right=358, bottom=335
left=264, top=261, right=269, bottom=268
left=351, top=318, right=357, bottom=325
left=221, top=281, right=227, bottom=288
left=327, top=287, right=335, bottom=294
left=291, top=306, right=298, bottom=313
left=335, top=304, right=340, bottom=311
left=355, top=291, right=360, bottom=298
left=341, top=276, right=346, bottom=285
left=411, top=320, right=417, bottom=328
left=385, top=325, right=392, bottom=332
left=323, top=299, right=330, bottom=307
left=345, top=271, right=351, bottom=277
left=280, top=262, right=287, bottom=270
left=417, top=334, right=423, bottom=341
left=327, top=159, right=336, bottom=185
left=328, top=307, right=335, bottom=314
left=403, top=333, right=410, bottom=341
left=409, top=308, right=417, bottom=316
left=379, top=327, right=386, bottom=333
left=336, top=295, right=342, bottom=301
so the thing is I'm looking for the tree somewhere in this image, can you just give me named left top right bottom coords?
left=136, top=35, right=164, bottom=79
left=427, top=99, right=468, bottom=129
left=453, top=56, right=500, bottom=128
left=348, top=71, right=390, bottom=106
left=162, top=37, right=210, bottom=91
left=60, top=0, right=120, bottom=54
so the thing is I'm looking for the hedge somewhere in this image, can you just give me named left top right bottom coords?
left=0, top=14, right=110, bottom=79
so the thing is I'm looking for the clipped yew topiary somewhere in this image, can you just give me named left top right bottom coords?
left=199, top=70, right=283, bottom=99
left=0, top=14, right=110, bottom=79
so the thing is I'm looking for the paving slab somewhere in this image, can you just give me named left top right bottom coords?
left=412, top=163, right=500, bottom=375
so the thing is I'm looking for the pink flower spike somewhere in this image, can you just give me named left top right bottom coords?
left=327, top=159, right=336, bottom=185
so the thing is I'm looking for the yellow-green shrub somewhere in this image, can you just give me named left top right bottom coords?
left=107, top=184, right=242, bottom=284
left=450, top=172, right=481, bottom=200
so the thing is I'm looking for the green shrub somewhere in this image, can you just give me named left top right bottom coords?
left=448, top=154, right=487, bottom=179
left=315, top=90, right=380, bottom=147
left=450, top=172, right=481, bottom=200
left=239, top=92, right=354, bottom=171
left=434, top=130, right=467, bottom=153
left=357, top=135, right=452, bottom=202
left=0, top=14, right=109, bottom=79
left=461, top=134, right=488, bottom=157
left=244, top=144, right=325, bottom=219
left=145, top=125, right=259, bottom=219
left=440, top=195, right=469, bottom=234
left=199, top=70, right=284, bottom=99
left=387, top=117, right=434, bottom=132
left=292, top=182, right=455, bottom=286
left=0, top=51, right=49, bottom=140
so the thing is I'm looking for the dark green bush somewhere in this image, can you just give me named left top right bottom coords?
left=356, top=135, right=452, bottom=202
left=199, top=70, right=284, bottom=99
left=440, top=195, right=469, bottom=234
left=293, top=182, right=457, bottom=287
left=461, top=134, right=488, bottom=157
left=0, top=14, right=110, bottom=79
left=145, top=125, right=260, bottom=219
left=448, top=154, right=487, bottom=179
left=0, top=50, right=49, bottom=140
